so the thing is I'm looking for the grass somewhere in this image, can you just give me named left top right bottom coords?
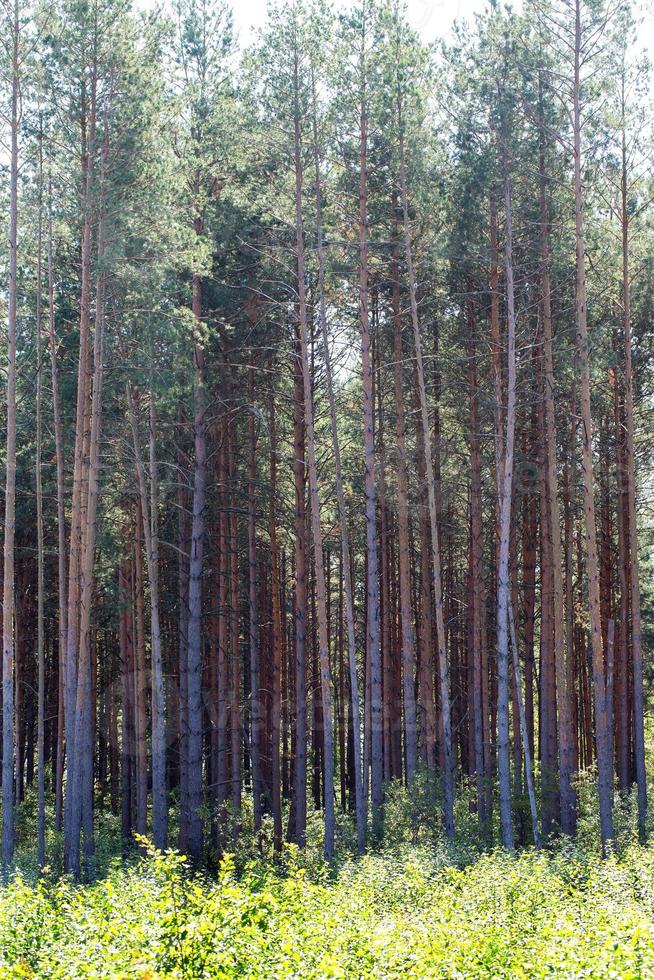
left=2, top=778, right=654, bottom=978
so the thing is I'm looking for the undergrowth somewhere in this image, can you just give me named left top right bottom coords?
left=1, top=776, right=654, bottom=978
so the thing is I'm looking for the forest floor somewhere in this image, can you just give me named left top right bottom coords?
left=3, top=787, right=654, bottom=978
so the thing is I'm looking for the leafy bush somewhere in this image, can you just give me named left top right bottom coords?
left=3, top=778, right=654, bottom=977
left=0, top=831, right=654, bottom=977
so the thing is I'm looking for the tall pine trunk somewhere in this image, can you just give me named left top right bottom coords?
left=69, top=117, right=109, bottom=876
left=47, top=175, right=68, bottom=835
left=2, top=0, right=20, bottom=871
left=128, top=385, right=168, bottom=849
left=619, top=76, right=647, bottom=836
left=358, top=27, right=383, bottom=839
left=397, top=97, right=454, bottom=837
left=539, top=86, right=576, bottom=833
left=496, top=145, right=517, bottom=851
left=36, top=122, right=46, bottom=871
left=247, top=367, right=263, bottom=836
left=64, top=59, right=96, bottom=872
left=269, top=393, right=283, bottom=851
left=311, top=68, right=365, bottom=850
left=390, top=214, right=418, bottom=784
left=293, top=43, right=335, bottom=859
left=573, top=0, right=613, bottom=852
left=186, top=257, right=207, bottom=864
left=289, top=341, right=308, bottom=846
left=466, top=302, right=488, bottom=829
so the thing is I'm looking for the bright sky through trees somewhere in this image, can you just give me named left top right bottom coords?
left=227, top=0, right=654, bottom=48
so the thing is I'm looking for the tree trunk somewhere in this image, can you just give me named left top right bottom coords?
left=466, top=300, right=488, bottom=828
left=2, top=0, right=20, bottom=871
left=47, top=175, right=68, bottom=836
left=36, top=123, right=46, bottom=871
left=70, top=117, right=109, bottom=875
left=573, top=0, right=613, bottom=852
left=216, top=441, right=229, bottom=834
left=311, top=68, right=365, bottom=850
left=522, top=422, right=537, bottom=763
left=269, top=392, right=283, bottom=851
left=415, top=409, right=437, bottom=776
left=228, top=429, right=241, bottom=824
left=293, top=46, right=335, bottom=859
left=612, top=359, right=630, bottom=791
left=539, top=91, right=576, bottom=833
left=247, top=366, right=263, bottom=836
left=390, top=212, right=418, bottom=784
left=358, top=31, right=383, bottom=841
left=620, top=77, right=647, bottom=835
left=64, top=59, right=96, bottom=872
left=177, top=417, right=190, bottom=853
left=508, top=605, right=541, bottom=849
left=119, top=556, right=134, bottom=846
left=128, top=385, right=168, bottom=849
left=288, top=339, right=308, bottom=847
left=133, top=496, right=148, bottom=839
left=496, top=148, right=517, bottom=851
left=187, top=246, right=207, bottom=864
left=397, top=98, right=454, bottom=838
left=539, top=391, right=559, bottom=838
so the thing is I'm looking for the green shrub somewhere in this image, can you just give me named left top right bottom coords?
left=0, top=831, right=653, bottom=977
left=3, top=779, right=654, bottom=977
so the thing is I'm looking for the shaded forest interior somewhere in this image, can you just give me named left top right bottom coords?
left=0, top=0, right=653, bottom=878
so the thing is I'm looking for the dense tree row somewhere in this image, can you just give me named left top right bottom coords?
left=0, top=0, right=653, bottom=876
